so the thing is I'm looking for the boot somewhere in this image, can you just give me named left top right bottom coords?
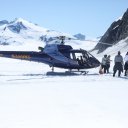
left=124, top=70, right=127, bottom=76
left=113, top=70, right=116, bottom=77
left=118, top=70, right=121, bottom=77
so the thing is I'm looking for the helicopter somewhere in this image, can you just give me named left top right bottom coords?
left=0, top=36, right=100, bottom=74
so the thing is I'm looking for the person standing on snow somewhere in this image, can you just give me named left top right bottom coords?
left=124, top=52, right=128, bottom=76
left=113, top=51, right=123, bottom=77
left=106, top=55, right=111, bottom=73
left=100, top=54, right=107, bottom=73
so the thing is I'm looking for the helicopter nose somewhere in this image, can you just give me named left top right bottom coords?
left=89, top=57, right=100, bottom=68
left=94, top=60, right=101, bottom=67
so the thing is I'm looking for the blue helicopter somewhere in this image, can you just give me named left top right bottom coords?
left=0, top=36, right=100, bottom=74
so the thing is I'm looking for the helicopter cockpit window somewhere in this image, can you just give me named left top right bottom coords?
left=70, top=52, right=85, bottom=65
left=82, top=52, right=89, bottom=60
left=70, top=52, right=76, bottom=60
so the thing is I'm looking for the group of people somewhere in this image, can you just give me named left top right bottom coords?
left=100, top=51, right=128, bottom=77
left=100, top=54, right=111, bottom=74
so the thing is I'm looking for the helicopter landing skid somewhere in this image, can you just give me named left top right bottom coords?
left=69, top=71, right=88, bottom=75
left=69, top=69, right=89, bottom=75
left=80, top=71, right=89, bottom=75
left=46, top=71, right=88, bottom=76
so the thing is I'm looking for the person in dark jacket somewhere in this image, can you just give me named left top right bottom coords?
left=113, top=51, right=123, bottom=77
left=124, top=52, right=128, bottom=76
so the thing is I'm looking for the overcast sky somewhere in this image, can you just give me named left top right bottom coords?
left=0, top=0, right=127, bottom=38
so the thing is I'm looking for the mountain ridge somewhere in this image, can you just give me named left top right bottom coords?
left=0, top=18, right=84, bottom=46
left=93, top=9, right=128, bottom=53
left=0, top=18, right=95, bottom=52
left=0, top=18, right=60, bottom=45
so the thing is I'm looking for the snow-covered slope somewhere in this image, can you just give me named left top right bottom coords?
left=0, top=18, right=45, bottom=44
left=0, top=18, right=73, bottom=48
left=0, top=18, right=96, bottom=52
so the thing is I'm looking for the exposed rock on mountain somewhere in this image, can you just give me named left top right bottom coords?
left=93, top=9, right=128, bottom=53
left=0, top=20, right=9, bottom=25
left=8, top=21, right=27, bottom=33
left=74, top=33, right=85, bottom=40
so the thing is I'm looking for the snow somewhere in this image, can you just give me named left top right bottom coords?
left=0, top=18, right=76, bottom=47
left=0, top=61, right=128, bottom=128
left=0, top=58, right=128, bottom=128
left=95, top=37, right=128, bottom=58
left=112, top=25, right=119, bottom=30
left=115, top=16, right=123, bottom=22
left=0, top=40, right=128, bottom=128
left=13, top=18, right=47, bottom=32
left=0, top=18, right=128, bottom=128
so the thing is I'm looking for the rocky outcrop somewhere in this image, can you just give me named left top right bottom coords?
left=8, top=22, right=27, bottom=33
left=93, top=9, right=128, bottom=53
left=74, top=33, right=85, bottom=40
left=0, top=20, right=9, bottom=25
